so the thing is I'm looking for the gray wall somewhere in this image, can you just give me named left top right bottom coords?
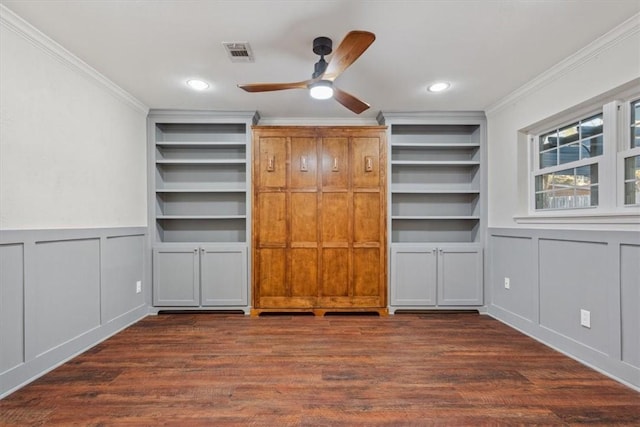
left=0, top=227, right=148, bottom=398
left=488, top=228, right=640, bottom=390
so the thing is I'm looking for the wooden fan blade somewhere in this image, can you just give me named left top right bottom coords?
left=238, top=80, right=313, bottom=92
left=322, top=31, right=375, bottom=82
left=333, top=87, right=370, bottom=114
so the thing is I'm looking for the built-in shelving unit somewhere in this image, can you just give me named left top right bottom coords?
left=378, top=112, right=486, bottom=312
left=148, top=111, right=259, bottom=312
left=389, top=123, right=482, bottom=243
left=153, top=122, right=251, bottom=243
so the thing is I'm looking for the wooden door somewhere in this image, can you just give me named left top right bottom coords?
left=317, top=132, right=386, bottom=309
left=253, top=126, right=386, bottom=314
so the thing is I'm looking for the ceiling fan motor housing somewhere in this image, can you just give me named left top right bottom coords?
left=312, top=36, right=332, bottom=56
left=312, top=36, right=332, bottom=78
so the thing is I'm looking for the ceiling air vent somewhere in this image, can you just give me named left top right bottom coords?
left=222, top=42, right=254, bottom=63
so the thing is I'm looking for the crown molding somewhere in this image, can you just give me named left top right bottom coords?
left=486, top=12, right=640, bottom=117
left=257, top=116, right=379, bottom=126
left=0, top=4, right=148, bottom=114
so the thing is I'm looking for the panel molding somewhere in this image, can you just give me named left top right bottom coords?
left=0, top=226, right=149, bottom=398
left=487, top=227, right=640, bottom=391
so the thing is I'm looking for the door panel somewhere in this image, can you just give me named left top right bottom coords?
left=390, top=247, right=437, bottom=306
left=353, top=192, right=381, bottom=243
left=321, top=137, right=349, bottom=189
left=352, top=137, right=380, bottom=188
left=322, top=192, right=349, bottom=243
left=257, top=136, right=286, bottom=188
left=353, top=248, right=381, bottom=297
left=153, top=247, right=199, bottom=306
left=257, top=192, right=286, bottom=244
left=290, top=248, right=318, bottom=298
left=321, top=248, right=349, bottom=297
left=257, top=248, right=287, bottom=299
left=290, top=137, right=317, bottom=189
left=437, top=248, right=483, bottom=306
left=201, top=246, right=247, bottom=306
left=291, top=193, right=317, bottom=243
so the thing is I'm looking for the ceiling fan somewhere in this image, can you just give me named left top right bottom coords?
left=238, top=31, right=375, bottom=114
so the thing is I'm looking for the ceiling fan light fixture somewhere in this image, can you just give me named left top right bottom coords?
left=309, top=80, right=334, bottom=100
left=428, top=82, right=451, bottom=93
left=187, top=79, right=209, bottom=91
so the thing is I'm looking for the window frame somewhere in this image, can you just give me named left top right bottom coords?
left=617, top=98, right=640, bottom=207
left=517, top=85, right=640, bottom=224
left=530, top=108, right=604, bottom=213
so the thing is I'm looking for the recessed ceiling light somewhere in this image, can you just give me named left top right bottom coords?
left=427, top=82, right=450, bottom=93
left=187, top=79, right=209, bottom=90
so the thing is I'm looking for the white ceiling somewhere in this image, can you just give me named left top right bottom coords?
left=2, top=0, right=639, bottom=120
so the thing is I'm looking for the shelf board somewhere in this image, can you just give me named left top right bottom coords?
left=391, top=142, right=480, bottom=148
left=156, top=159, right=246, bottom=165
left=391, top=160, right=480, bottom=166
left=156, top=187, right=246, bottom=193
left=392, top=216, right=480, bottom=220
left=156, top=141, right=245, bottom=147
left=391, top=184, right=480, bottom=194
left=156, top=215, right=246, bottom=220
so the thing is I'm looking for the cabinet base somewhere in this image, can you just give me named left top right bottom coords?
left=251, top=308, right=389, bottom=317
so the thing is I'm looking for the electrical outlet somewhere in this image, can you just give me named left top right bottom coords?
left=136, top=280, right=142, bottom=294
left=504, top=277, right=510, bottom=289
left=580, top=309, right=591, bottom=328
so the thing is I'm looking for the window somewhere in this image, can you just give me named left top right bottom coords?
left=524, top=86, right=640, bottom=218
left=623, top=99, right=640, bottom=206
left=534, top=113, right=603, bottom=210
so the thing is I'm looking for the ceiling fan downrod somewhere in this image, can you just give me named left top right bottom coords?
left=312, top=36, right=332, bottom=79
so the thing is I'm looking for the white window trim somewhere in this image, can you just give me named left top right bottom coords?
left=529, top=107, right=605, bottom=214
left=516, top=83, right=640, bottom=225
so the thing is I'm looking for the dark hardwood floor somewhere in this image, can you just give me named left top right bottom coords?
left=1, top=312, right=638, bottom=426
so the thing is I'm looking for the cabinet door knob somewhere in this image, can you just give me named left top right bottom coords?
left=267, top=155, right=275, bottom=172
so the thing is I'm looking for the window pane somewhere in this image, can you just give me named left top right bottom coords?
left=539, top=150, right=557, bottom=168
left=559, top=143, right=580, bottom=164
left=582, top=135, right=603, bottom=158
left=540, top=131, right=558, bottom=151
left=625, top=182, right=639, bottom=205
left=624, top=155, right=640, bottom=205
left=579, top=114, right=603, bottom=138
left=590, top=163, right=599, bottom=184
left=538, top=113, right=603, bottom=172
left=624, top=155, right=640, bottom=180
left=534, top=164, right=598, bottom=210
left=558, top=122, right=579, bottom=145
left=590, top=185, right=598, bottom=207
left=575, top=165, right=592, bottom=186
left=551, top=168, right=575, bottom=188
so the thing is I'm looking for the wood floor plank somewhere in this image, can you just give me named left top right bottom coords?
left=1, top=312, right=638, bottom=426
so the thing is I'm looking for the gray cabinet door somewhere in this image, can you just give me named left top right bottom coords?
left=200, top=245, right=248, bottom=306
left=437, top=247, right=483, bottom=306
left=390, top=246, right=437, bottom=306
left=153, top=247, right=200, bottom=306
